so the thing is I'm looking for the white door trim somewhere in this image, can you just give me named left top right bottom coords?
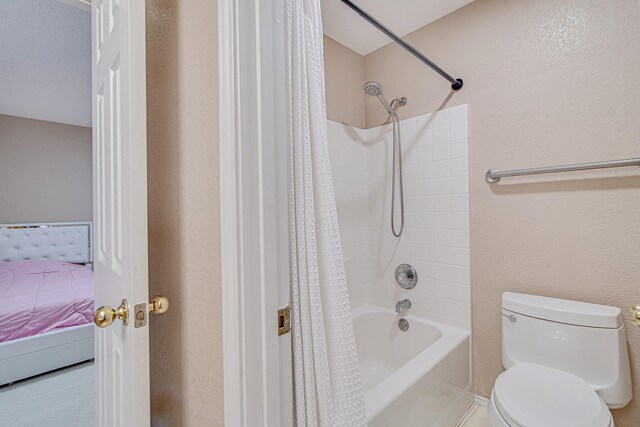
left=217, top=0, right=243, bottom=421
left=218, top=0, right=292, bottom=425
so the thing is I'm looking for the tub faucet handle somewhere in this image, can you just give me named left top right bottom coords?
left=395, top=299, right=412, bottom=313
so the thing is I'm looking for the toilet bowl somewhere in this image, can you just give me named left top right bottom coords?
left=488, top=363, right=613, bottom=427
left=488, top=293, right=631, bottom=427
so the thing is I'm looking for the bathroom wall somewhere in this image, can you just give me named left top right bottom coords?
left=323, top=36, right=365, bottom=128
left=356, top=0, right=640, bottom=424
left=0, top=114, right=92, bottom=224
left=327, top=121, right=368, bottom=306
left=328, top=104, right=470, bottom=330
left=146, top=0, right=224, bottom=425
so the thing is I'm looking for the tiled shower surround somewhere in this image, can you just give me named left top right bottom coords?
left=328, top=105, right=470, bottom=330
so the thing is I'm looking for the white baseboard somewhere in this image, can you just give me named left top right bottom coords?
left=474, top=394, right=489, bottom=407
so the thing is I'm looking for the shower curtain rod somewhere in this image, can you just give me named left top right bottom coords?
left=339, top=0, right=463, bottom=90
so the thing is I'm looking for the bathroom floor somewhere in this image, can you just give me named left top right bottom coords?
left=456, top=403, right=491, bottom=427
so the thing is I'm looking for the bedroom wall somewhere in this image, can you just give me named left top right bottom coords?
left=0, top=114, right=92, bottom=224
left=146, top=0, right=223, bottom=425
left=358, top=0, right=640, bottom=424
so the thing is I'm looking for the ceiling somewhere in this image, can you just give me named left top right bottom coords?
left=321, top=0, right=475, bottom=55
left=0, top=0, right=91, bottom=127
left=0, top=0, right=471, bottom=127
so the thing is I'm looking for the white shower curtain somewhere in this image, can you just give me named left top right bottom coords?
left=286, top=0, right=367, bottom=426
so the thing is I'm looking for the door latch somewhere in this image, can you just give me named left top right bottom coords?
left=134, top=303, right=147, bottom=328
left=278, top=304, right=290, bottom=336
left=134, top=295, right=170, bottom=328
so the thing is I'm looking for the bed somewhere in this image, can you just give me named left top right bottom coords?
left=0, top=222, right=94, bottom=385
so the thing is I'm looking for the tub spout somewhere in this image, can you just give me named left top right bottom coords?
left=395, top=299, right=412, bottom=313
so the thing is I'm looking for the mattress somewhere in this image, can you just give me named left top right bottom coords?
left=0, top=260, right=94, bottom=343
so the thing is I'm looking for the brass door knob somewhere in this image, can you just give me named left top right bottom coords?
left=149, top=295, right=169, bottom=315
left=628, top=305, right=640, bottom=326
left=94, top=299, right=129, bottom=328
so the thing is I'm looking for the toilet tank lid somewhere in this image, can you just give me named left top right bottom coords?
left=502, top=292, right=622, bottom=328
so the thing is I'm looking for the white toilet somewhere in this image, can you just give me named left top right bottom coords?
left=488, top=292, right=632, bottom=427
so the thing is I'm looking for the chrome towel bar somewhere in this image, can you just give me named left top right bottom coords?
left=486, top=158, right=640, bottom=183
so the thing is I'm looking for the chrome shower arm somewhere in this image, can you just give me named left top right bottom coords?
left=376, top=93, right=394, bottom=115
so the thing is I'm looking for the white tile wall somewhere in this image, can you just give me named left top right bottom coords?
left=327, top=104, right=470, bottom=330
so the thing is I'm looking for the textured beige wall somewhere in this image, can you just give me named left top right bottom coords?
left=0, top=114, right=92, bottom=224
left=360, top=1, right=640, bottom=424
left=323, top=35, right=365, bottom=128
left=146, top=0, right=223, bottom=425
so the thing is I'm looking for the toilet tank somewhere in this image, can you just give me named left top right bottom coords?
left=501, top=292, right=632, bottom=408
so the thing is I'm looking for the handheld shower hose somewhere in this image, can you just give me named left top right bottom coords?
left=363, top=81, right=406, bottom=237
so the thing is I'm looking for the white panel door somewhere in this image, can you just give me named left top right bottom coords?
left=92, top=0, right=150, bottom=426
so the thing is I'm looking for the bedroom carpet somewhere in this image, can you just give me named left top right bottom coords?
left=0, top=361, right=93, bottom=426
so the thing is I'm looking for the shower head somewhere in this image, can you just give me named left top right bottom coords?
left=363, top=81, right=393, bottom=115
left=363, top=81, right=383, bottom=97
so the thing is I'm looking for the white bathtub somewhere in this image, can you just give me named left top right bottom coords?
left=352, top=305, right=472, bottom=426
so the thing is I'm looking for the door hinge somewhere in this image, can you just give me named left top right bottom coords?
left=278, top=304, right=291, bottom=336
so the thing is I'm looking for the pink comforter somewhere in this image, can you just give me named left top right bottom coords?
left=0, top=260, right=94, bottom=342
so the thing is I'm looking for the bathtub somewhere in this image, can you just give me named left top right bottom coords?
left=352, top=304, right=472, bottom=426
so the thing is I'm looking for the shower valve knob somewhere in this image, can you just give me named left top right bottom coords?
left=395, top=264, right=418, bottom=289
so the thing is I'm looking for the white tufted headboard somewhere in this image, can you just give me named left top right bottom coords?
left=0, top=222, right=92, bottom=264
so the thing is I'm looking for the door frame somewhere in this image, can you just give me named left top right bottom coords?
left=218, top=0, right=292, bottom=425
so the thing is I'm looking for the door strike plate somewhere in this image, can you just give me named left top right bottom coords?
left=278, top=305, right=291, bottom=336
left=134, top=303, right=147, bottom=328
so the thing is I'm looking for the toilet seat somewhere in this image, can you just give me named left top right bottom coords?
left=492, top=363, right=612, bottom=427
